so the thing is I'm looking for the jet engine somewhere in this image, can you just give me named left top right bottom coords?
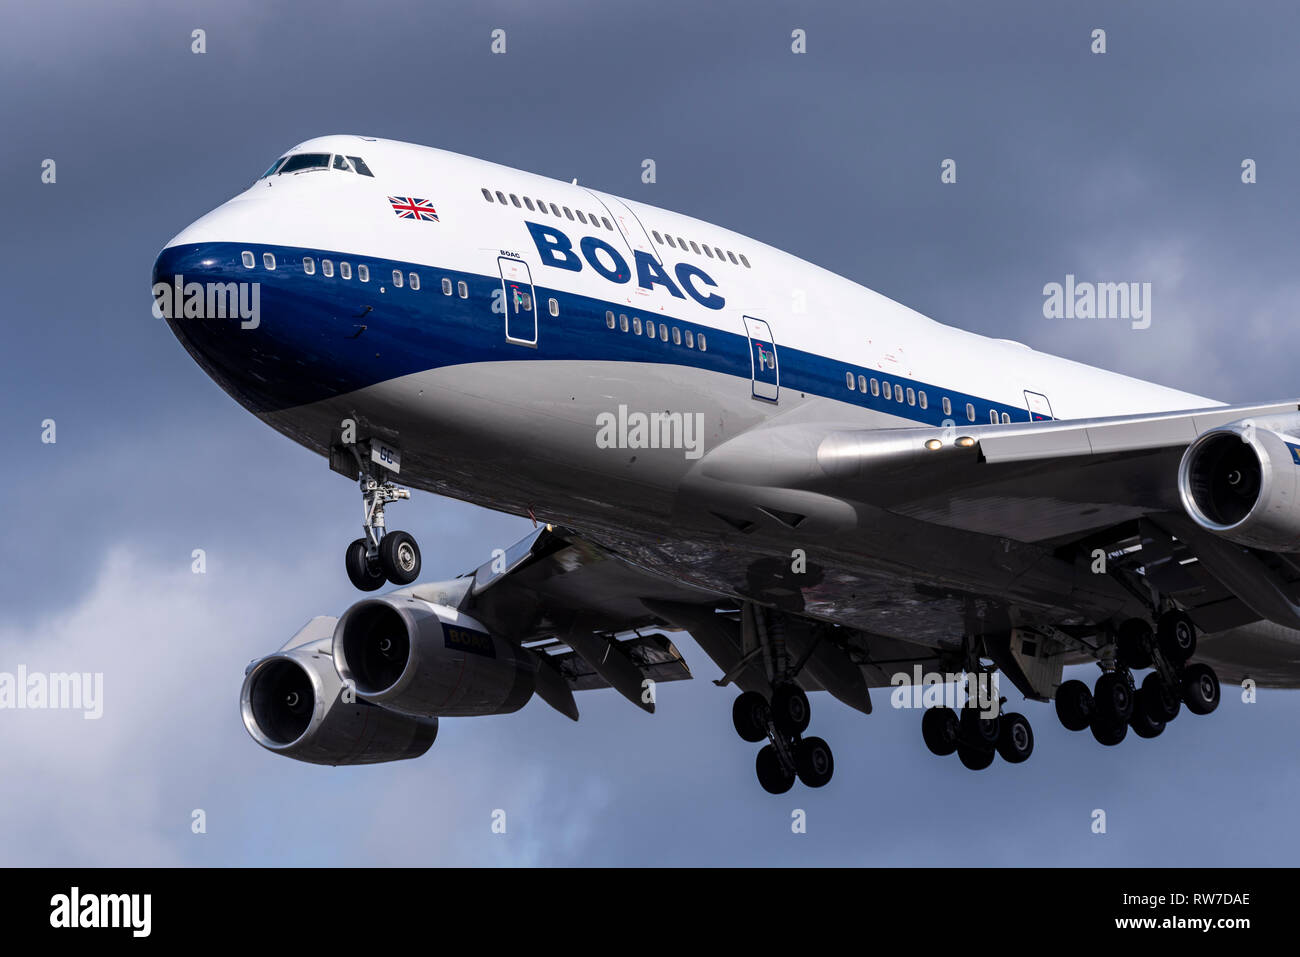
left=1179, top=417, right=1300, bottom=551
left=241, top=638, right=437, bottom=765
left=332, top=596, right=536, bottom=717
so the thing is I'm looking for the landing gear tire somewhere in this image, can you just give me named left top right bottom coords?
left=1090, top=716, right=1128, bottom=747
left=756, top=744, right=795, bottom=794
left=379, top=530, right=421, bottom=585
left=922, top=707, right=960, bottom=756
left=1128, top=704, right=1166, bottom=739
left=960, top=707, right=1000, bottom=751
left=1140, top=671, right=1181, bottom=723
left=345, top=539, right=385, bottom=591
left=957, top=742, right=995, bottom=770
left=1055, top=679, right=1094, bottom=731
left=1157, top=609, right=1197, bottom=665
left=1182, top=662, right=1221, bottom=716
left=794, top=736, right=834, bottom=788
left=732, top=692, right=771, bottom=743
left=996, top=712, right=1034, bottom=764
left=770, top=683, right=811, bottom=737
left=1093, top=672, right=1134, bottom=725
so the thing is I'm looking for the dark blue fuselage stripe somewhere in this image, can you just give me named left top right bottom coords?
left=153, top=241, right=1039, bottom=426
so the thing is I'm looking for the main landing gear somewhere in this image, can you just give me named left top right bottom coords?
left=731, top=607, right=834, bottom=794
left=921, top=699, right=1035, bottom=771
left=733, top=687, right=834, bottom=794
left=1054, top=609, right=1219, bottom=746
left=345, top=474, right=422, bottom=591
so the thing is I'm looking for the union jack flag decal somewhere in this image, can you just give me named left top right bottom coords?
left=388, top=196, right=439, bottom=222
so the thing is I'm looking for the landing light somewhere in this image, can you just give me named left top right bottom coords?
left=924, top=439, right=943, bottom=450
left=956, top=436, right=976, bottom=448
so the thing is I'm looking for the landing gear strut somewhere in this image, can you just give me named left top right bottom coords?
left=345, top=473, right=422, bottom=590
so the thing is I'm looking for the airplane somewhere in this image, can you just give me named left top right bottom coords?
left=153, top=134, right=1300, bottom=793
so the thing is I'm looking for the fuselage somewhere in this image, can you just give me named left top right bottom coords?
left=153, top=134, right=1217, bottom=646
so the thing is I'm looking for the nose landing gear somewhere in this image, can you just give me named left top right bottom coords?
left=344, top=474, right=422, bottom=590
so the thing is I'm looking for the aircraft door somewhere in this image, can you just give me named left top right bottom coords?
left=499, top=256, right=537, bottom=347
left=1025, top=390, right=1054, bottom=421
left=743, top=316, right=779, bottom=402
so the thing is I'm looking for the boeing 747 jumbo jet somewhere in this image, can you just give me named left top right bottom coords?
left=154, top=135, right=1300, bottom=792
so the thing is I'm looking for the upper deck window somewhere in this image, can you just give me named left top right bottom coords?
left=278, top=153, right=331, bottom=174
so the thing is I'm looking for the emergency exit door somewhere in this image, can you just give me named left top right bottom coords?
left=743, top=316, right=779, bottom=402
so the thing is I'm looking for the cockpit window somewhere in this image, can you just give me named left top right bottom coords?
left=278, top=153, right=331, bottom=174
left=347, top=156, right=374, bottom=177
left=332, top=154, right=352, bottom=171
left=259, top=157, right=287, bottom=179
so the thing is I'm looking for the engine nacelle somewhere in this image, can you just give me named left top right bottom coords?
left=241, top=641, right=437, bottom=766
left=1179, top=418, right=1300, bottom=552
left=332, top=596, right=536, bottom=717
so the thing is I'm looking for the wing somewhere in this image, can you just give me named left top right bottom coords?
left=681, top=399, right=1300, bottom=687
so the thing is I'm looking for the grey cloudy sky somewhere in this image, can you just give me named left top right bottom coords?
left=2, top=0, right=1299, bottom=865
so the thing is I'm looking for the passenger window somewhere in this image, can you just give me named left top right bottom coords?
left=549, top=298, right=559, bottom=317
left=346, top=157, right=374, bottom=177
left=303, top=256, right=315, bottom=275
left=919, top=391, right=928, bottom=410
left=714, top=247, right=725, bottom=260
left=665, top=235, right=677, bottom=248
left=524, top=197, right=535, bottom=211
left=563, top=207, right=574, bottom=220
left=550, top=204, right=562, bottom=217
left=391, top=269, right=401, bottom=286
left=646, top=320, right=655, bottom=337
left=409, top=273, right=419, bottom=290
left=576, top=210, right=588, bottom=224
left=685, top=330, right=694, bottom=348
left=882, top=380, right=890, bottom=396
left=966, top=403, right=976, bottom=422
left=619, top=314, right=629, bottom=332
left=660, top=325, right=668, bottom=342
left=698, top=334, right=707, bottom=351
left=907, top=388, right=915, bottom=406
left=870, top=378, right=880, bottom=397
left=689, top=241, right=701, bottom=254
left=858, top=375, right=867, bottom=392
left=677, top=236, right=688, bottom=250
left=740, top=254, right=751, bottom=268
left=1001, top=412, right=1011, bottom=424
left=263, top=252, right=276, bottom=270
left=358, top=264, right=369, bottom=282
left=457, top=281, right=468, bottom=298
left=510, top=194, right=521, bottom=208
left=632, top=317, right=642, bottom=335
left=846, top=372, right=856, bottom=390
left=672, top=328, right=681, bottom=345
left=653, top=231, right=664, bottom=244
left=482, top=188, right=493, bottom=202
left=601, top=217, right=613, bottom=230
left=728, top=251, right=739, bottom=265
left=703, top=245, right=714, bottom=258
left=495, top=191, right=507, bottom=204
left=322, top=260, right=334, bottom=277
left=895, top=385, right=904, bottom=402
left=606, top=311, right=616, bottom=329
left=442, top=278, right=452, bottom=295
left=340, top=262, right=352, bottom=280
left=241, top=250, right=255, bottom=268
